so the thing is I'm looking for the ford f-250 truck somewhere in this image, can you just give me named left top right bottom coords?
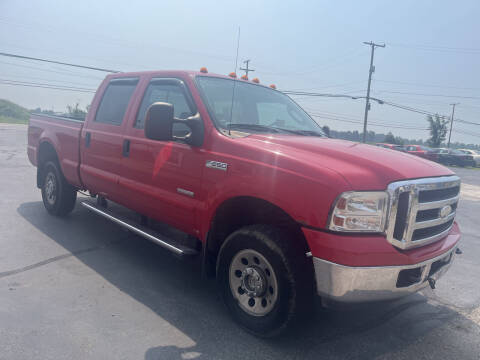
left=28, top=69, right=461, bottom=337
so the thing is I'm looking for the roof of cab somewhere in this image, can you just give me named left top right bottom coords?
left=105, top=70, right=235, bottom=81
left=102, top=70, right=274, bottom=89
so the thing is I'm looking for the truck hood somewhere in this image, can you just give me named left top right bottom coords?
left=245, top=135, right=454, bottom=190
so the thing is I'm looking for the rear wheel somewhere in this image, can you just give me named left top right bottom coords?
left=41, top=161, right=77, bottom=216
left=217, top=225, right=313, bottom=337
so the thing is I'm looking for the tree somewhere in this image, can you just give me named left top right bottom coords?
left=384, top=132, right=396, bottom=144
left=322, top=125, right=330, bottom=137
left=427, top=114, right=448, bottom=147
left=384, top=132, right=405, bottom=145
left=66, top=102, right=87, bottom=120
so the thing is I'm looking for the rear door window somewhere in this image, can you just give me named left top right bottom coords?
left=95, top=78, right=139, bottom=125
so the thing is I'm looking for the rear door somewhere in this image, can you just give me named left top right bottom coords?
left=80, top=77, right=139, bottom=201
left=119, top=77, right=206, bottom=235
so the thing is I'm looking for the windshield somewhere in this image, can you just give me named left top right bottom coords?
left=196, top=76, right=325, bottom=136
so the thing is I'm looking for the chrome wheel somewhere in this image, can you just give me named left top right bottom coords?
left=229, top=249, right=278, bottom=316
left=44, top=172, right=57, bottom=205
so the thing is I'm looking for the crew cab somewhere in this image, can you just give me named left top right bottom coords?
left=28, top=70, right=461, bottom=337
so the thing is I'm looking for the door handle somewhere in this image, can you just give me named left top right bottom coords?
left=122, top=139, right=130, bottom=157
left=85, top=132, right=91, bottom=148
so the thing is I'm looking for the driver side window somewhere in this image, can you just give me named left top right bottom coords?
left=135, top=81, right=193, bottom=135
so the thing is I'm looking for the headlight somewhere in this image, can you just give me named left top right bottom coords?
left=328, top=191, right=388, bottom=232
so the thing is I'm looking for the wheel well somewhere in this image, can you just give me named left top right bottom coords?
left=37, top=142, right=58, bottom=188
left=205, top=196, right=309, bottom=276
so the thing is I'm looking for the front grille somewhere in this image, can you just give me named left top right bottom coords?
left=385, top=176, right=460, bottom=249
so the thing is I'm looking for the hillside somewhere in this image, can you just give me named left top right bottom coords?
left=0, top=99, right=30, bottom=124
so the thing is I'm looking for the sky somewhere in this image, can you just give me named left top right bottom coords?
left=1, top=0, right=479, bottom=145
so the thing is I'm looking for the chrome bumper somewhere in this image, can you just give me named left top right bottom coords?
left=313, top=245, right=457, bottom=303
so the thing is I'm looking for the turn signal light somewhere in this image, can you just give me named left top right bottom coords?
left=269, top=84, right=277, bottom=89
left=228, top=72, right=237, bottom=78
left=252, top=78, right=260, bottom=83
left=200, top=67, right=208, bottom=73
left=241, top=75, right=248, bottom=80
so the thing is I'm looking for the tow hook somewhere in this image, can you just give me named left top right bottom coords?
left=428, top=277, right=436, bottom=290
left=455, top=248, right=463, bottom=255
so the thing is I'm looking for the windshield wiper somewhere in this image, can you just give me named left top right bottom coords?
left=227, top=123, right=324, bottom=137
left=272, top=129, right=324, bottom=137
left=227, top=123, right=281, bottom=133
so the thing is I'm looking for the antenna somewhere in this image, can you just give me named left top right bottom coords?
left=228, top=26, right=241, bottom=135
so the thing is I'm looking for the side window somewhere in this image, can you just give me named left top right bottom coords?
left=407, top=146, right=415, bottom=151
left=135, top=81, right=194, bottom=129
left=95, top=78, right=139, bottom=125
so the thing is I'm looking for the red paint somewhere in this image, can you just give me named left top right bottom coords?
left=28, top=70, right=460, bottom=267
left=303, top=222, right=460, bottom=267
left=153, top=143, right=173, bottom=177
left=404, top=144, right=438, bottom=162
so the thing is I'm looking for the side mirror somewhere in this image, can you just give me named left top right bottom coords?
left=144, top=102, right=204, bottom=147
left=144, top=102, right=174, bottom=141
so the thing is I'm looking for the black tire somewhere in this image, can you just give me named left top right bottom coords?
left=216, top=225, right=314, bottom=337
left=41, top=160, right=77, bottom=217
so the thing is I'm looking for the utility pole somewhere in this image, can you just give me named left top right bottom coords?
left=447, top=103, right=459, bottom=148
left=240, top=59, right=255, bottom=78
left=362, top=41, right=385, bottom=143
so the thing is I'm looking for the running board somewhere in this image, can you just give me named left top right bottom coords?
left=81, top=202, right=199, bottom=257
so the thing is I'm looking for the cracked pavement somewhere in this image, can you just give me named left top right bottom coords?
left=1, top=124, right=479, bottom=360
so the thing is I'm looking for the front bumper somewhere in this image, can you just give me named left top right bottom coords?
left=313, top=244, right=457, bottom=303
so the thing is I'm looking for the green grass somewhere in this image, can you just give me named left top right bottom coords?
left=0, top=115, right=28, bottom=124
left=448, top=164, right=480, bottom=171
left=0, top=99, right=29, bottom=124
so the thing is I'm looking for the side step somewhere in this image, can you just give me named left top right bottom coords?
left=81, top=202, right=199, bottom=257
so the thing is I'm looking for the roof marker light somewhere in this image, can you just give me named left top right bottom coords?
left=241, top=75, right=248, bottom=80
left=252, top=78, right=260, bottom=83
left=228, top=72, right=237, bottom=78
left=200, top=67, right=208, bottom=73
left=269, top=84, right=277, bottom=89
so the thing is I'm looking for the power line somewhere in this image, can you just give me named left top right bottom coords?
left=453, top=129, right=480, bottom=138
left=456, top=118, right=480, bottom=126
left=308, top=111, right=429, bottom=130
left=0, top=74, right=98, bottom=88
left=310, top=114, right=429, bottom=130
left=0, top=52, right=120, bottom=73
left=375, top=79, right=480, bottom=91
left=0, top=80, right=96, bottom=93
left=389, top=42, right=480, bottom=54
left=0, top=78, right=96, bottom=91
left=0, top=60, right=105, bottom=80
left=375, top=89, right=480, bottom=100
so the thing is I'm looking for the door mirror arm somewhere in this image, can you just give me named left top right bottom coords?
left=145, top=102, right=204, bottom=147
left=173, top=112, right=204, bottom=147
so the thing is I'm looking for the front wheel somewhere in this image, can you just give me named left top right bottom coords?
left=41, top=161, right=77, bottom=217
left=216, top=225, right=313, bottom=337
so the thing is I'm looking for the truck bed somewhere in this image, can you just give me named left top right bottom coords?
left=28, top=113, right=84, bottom=188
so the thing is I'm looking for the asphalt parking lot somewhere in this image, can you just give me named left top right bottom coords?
left=1, top=123, right=479, bottom=360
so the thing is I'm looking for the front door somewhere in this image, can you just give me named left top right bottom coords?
left=119, top=77, right=205, bottom=236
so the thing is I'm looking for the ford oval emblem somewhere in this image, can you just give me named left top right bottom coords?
left=440, top=205, right=452, bottom=219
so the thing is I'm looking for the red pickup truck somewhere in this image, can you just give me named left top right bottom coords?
left=28, top=70, right=461, bottom=337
